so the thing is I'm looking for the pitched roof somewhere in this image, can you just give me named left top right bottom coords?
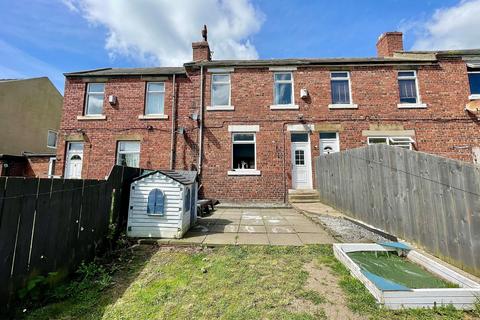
left=64, top=67, right=185, bottom=77
left=184, top=56, right=438, bottom=68
left=134, top=170, right=197, bottom=185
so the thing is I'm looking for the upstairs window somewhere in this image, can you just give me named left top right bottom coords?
left=330, top=72, right=351, bottom=104
left=211, top=74, right=231, bottom=106
left=85, top=83, right=105, bottom=115
left=398, top=71, right=419, bottom=104
left=47, top=130, right=58, bottom=148
left=117, top=141, right=140, bottom=168
left=468, top=68, right=480, bottom=98
left=147, top=188, right=165, bottom=215
left=367, top=136, right=415, bottom=150
left=145, top=82, right=165, bottom=115
left=232, top=133, right=256, bottom=170
left=274, top=72, right=293, bottom=105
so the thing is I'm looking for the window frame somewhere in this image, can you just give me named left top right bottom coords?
left=48, top=157, right=56, bottom=178
left=147, top=188, right=165, bottom=216
left=144, top=82, right=166, bottom=115
left=231, top=132, right=257, bottom=172
left=273, top=72, right=294, bottom=106
left=47, top=130, right=58, bottom=149
left=84, top=83, right=105, bottom=116
left=397, top=70, right=421, bottom=105
left=116, top=141, right=141, bottom=168
left=467, top=70, right=480, bottom=100
left=210, top=73, right=232, bottom=108
left=367, top=136, right=415, bottom=150
left=330, top=71, right=353, bottom=105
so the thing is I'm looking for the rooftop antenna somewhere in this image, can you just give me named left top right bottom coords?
left=202, top=25, right=208, bottom=41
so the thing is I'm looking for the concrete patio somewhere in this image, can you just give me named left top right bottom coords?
left=166, top=207, right=335, bottom=246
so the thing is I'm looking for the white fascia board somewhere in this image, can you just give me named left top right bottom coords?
left=228, top=125, right=260, bottom=132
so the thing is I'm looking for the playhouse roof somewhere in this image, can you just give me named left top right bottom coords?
left=133, top=170, right=197, bottom=185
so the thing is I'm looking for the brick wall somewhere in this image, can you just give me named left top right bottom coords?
left=57, top=57, right=480, bottom=203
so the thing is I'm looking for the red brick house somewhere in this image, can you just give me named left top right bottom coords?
left=56, top=31, right=480, bottom=203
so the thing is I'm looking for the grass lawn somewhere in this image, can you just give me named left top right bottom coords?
left=22, top=245, right=479, bottom=320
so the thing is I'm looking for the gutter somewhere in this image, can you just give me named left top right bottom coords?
left=169, top=73, right=177, bottom=170
left=197, top=66, right=204, bottom=175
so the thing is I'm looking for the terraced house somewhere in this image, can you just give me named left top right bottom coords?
left=56, top=31, right=480, bottom=203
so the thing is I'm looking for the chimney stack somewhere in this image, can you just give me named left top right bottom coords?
left=376, top=32, right=404, bottom=57
left=192, top=25, right=211, bottom=62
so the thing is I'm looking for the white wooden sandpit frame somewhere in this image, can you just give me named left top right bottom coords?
left=333, top=243, right=480, bottom=310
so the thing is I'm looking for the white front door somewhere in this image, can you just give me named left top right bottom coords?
left=291, top=133, right=312, bottom=189
left=65, top=142, right=84, bottom=179
left=319, top=132, right=340, bottom=155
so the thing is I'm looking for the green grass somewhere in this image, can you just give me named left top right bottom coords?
left=21, top=245, right=478, bottom=320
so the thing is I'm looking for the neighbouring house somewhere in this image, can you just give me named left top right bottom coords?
left=56, top=30, right=480, bottom=203
left=0, top=77, right=63, bottom=178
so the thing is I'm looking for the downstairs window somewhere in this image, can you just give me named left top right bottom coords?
left=367, top=136, right=415, bottom=150
left=232, top=133, right=256, bottom=170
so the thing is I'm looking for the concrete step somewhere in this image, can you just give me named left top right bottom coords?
left=288, top=190, right=320, bottom=203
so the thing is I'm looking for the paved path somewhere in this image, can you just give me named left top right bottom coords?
left=166, top=207, right=335, bottom=246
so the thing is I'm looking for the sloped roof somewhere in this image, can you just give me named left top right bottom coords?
left=133, top=170, right=197, bottom=185
left=64, top=67, right=185, bottom=77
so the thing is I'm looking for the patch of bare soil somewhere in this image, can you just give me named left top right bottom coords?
left=303, top=261, right=367, bottom=320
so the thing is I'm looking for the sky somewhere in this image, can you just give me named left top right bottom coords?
left=1, top=0, right=480, bottom=93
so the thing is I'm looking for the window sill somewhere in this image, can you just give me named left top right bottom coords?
left=269, top=104, right=299, bottom=110
left=397, top=103, right=427, bottom=109
left=77, top=115, right=106, bottom=121
left=328, top=104, right=358, bottom=109
left=227, top=170, right=261, bottom=176
left=138, top=114, right=169, bottom=120
left=469, top=94, right=480, bottom=100
left=206, top=105, right=235, bottom=111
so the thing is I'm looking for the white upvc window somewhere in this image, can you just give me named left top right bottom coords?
left=330, top=72, right=351, bottom=104
left=468, top=68, right=480, bottom=100
left=397, top=71, right=426, bottom=108
left=85, top=83, right=105, bottom=115
left=145, top=82, right=165, bottom=115
left=230, top=133, right=258, bottom=174
left=274, top=72, right=294, bottom=105
left=116, top=141, right=140, bottom=168
left=329, top=71, right=357, bottom=109
left=47, top=130, right=58, bottom=148
left=47, top=157, right=58, bottom=178
left=211, top=74, right=231, bottom=107
left=367, top=136, right=415, bottom=150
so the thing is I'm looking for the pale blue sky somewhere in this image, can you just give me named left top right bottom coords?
left=0, top=0, right=478, bottom=92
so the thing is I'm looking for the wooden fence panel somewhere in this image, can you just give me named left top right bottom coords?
left=315, top=144, right=480, bottom=276
left=0, top=165, right=143, bottom=313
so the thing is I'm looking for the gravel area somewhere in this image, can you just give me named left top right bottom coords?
left=304, top=212, right=390, bottom=243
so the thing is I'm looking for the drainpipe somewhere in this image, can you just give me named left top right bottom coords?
left=197, top=65, right=204, bottom=175
left=169, top=73, right=177, bottom=170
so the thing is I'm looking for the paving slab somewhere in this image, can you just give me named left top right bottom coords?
left=298, top=232, right=334, bottom=244
left=268, top=233, right=302, bottom=246
left=293, top=224, right=326, bottom=233
left=203, top=233, right=237, bottom=245
left=171, top=232, right=207, bottom=244
left=238, top=225, right=267, bottom=233
left=236, top=233, right=270, bottom=245
left=264, top=218, right=290, bottom=226
left=266, top=225, right=296, bottom=234
left=240, top=218, right=264, bottom=226
left=209, top=224, right=239, bottom=233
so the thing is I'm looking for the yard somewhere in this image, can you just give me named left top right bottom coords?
left=21, top=244, right=479, bottom=320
